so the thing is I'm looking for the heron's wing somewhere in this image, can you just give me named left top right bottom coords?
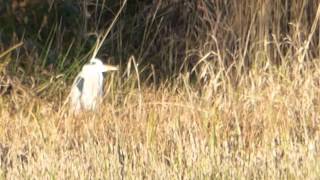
left=69, top=72, right=85, bottom=112
left=75, top=76, right=85, bottom=92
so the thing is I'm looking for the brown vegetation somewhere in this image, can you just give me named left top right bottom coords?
left=1, top=0, right=320, bottom=179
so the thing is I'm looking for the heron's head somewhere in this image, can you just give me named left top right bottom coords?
left=89, top=58, right=119, bottom=72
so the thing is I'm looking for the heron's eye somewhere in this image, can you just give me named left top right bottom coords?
left=91, top=62, right=96, bottom=65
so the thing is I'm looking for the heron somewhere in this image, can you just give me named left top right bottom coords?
left=68, top=58, right=118, bottom=113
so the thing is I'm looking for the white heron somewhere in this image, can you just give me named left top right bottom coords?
left=68, top=58, right=118, bottom=113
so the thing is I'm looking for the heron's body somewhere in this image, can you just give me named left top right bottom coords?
left=69, top=58, right=118, bottom=113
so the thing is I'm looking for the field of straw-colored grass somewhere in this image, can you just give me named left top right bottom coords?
left=1, top=1, right=320, bottom=179
left=1, top=57, right=320, bottom=179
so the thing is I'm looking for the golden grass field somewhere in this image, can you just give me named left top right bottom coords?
left=1, top=57, right=320, bottom=179
left=1, top=0, right=320, bottom=179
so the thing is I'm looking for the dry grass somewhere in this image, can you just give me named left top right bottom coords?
left=1, top=57, right=320, bottom=179
left=1, top=0, right=320, bottom=179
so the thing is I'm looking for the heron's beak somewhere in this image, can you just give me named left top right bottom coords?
left=104, top=64, right=119, bottom=72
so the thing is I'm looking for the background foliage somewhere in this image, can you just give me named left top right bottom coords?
left=1, top=0, right=319, bottom=78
